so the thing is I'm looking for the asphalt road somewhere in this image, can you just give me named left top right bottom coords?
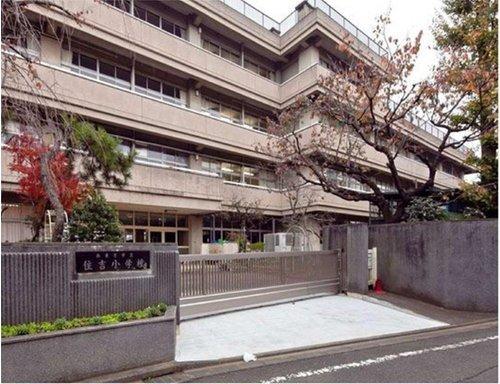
left=172, top=324, right=498, bottom=383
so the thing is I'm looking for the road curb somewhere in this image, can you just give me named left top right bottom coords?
left=86, top=317, right=497, bottom=383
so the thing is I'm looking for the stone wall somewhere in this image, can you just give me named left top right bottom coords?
left=324, top=220, right=498, bottom=312
left=370, top=220, right=497, bottom=312
left=1, top=243, right=179, bottom=325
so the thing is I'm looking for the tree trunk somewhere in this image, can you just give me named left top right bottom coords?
left=39, top=152, right=65, bottom=242
left=379, top=199, right=407, bottom=223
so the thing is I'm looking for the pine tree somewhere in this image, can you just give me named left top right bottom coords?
left=68, top=191, right=123, bottom=242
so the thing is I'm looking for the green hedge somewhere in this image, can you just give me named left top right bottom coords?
left=1, top=303, right=167, bottom=338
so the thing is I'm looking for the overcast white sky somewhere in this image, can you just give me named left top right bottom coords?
left=247, top=0, right=445, bottom=83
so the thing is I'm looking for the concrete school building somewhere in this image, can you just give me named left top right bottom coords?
left=1, top=0, right=472, bottom=252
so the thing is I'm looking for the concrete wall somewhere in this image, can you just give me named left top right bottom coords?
left=324, top=224, right=368, bottom=294
left=370, top=220, right=498, bottom=312
left=1, top=306, right=176, bottom=383
left=1, top=243, right=179, bottom=325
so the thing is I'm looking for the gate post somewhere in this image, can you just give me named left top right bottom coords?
left=325, top=224, right=369, bottom=294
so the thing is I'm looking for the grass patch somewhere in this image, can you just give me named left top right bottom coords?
left=2, top=303, right=168, bottom=338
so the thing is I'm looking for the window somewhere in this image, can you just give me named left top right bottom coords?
left=442, top=162, right=454, bottom=175
left=203, top=38, right=241, bottom=65
left=221, top=163, right=242, bottom=183
left=119, top=211, right=134, bottom=225
left=116, top=67, right=131, bottom=82
left=201, top=158, right=221, bottom=175
left=243, top=58, right=275, bottom=81
left=177, top=216, right=188, bottom=227
left=135, top=212, right=149, bottom=226
left=148, top=145, right=163, bottom=163
left=146, top=11, right=160, bottom=27
left=164, top=215, right=176, bottom=227
left=148, top=78, right=161, bottom=93
left=221, top=104, right=242, bottom=123
left=162, top=83, right=180, bottom=99
left=202, top=96, right=242, bottom=123
left=202, top=97, right=221, bottom=116
left=132, top=140, right=189, bottom=168
left=221, top=47, right=240, bottom=64
left=243, top=166, right=259, bottom=186
left=159, top=17, right=186, bottom=38
left=244, top=112, right=268, bottom=132
left=99, top=61, right=115, bottom=77
left=117, top=138, right=132, bottom=155
left=70, top=51, right=130, bottom=88
left=134, top=6, right=146, bottom=21
left=80, top=54, right=97, bottom=70
left=135, top=73, right=147, bottom=89
left=103, top=0, right=130, bottom=11
left=134, top=143, right=148, bottom=160
left=135, top=73, right=183, bottom=104
left=135, top=229, right=148, bottom=243
left=150, top=212, right=163, bottom=227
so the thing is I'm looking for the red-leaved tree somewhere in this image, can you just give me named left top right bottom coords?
left=6, top=134, right=87, bottom=240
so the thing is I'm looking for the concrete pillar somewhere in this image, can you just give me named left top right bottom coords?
left=189, top=215, right=203, bottom=254
left=298, top=45, right=320, bottom=71
left=325, top=224, right=369, bottom=294
left=40, top=36, right=60, bottom=65
left=187, top=86, right=202, bottom=111
left=131, top=55, right=136, bottom=91
left=189, top=154, right=203, bottom=171
left=296, top=0, right=315, bottom=21
left=187, top=25, right=201, bottom=46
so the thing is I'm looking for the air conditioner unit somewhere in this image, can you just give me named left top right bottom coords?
left=264, top=232, right=306, bottom=252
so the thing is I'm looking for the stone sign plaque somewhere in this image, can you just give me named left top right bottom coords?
left=75, top=250, right=151, bottom=273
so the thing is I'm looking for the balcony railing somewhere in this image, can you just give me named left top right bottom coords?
left=387, top=100, right=469, bottom=154
left=219, top=0, right=387, bottom=58
left=219, top=0, right=280, bottom=32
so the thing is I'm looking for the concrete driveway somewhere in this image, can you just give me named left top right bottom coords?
left=176, top=295, right=446, bottom=361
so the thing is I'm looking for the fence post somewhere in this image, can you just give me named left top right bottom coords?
left=201, top=260, right=206, bottom=295
left=280, top=257, right=285, bottom=285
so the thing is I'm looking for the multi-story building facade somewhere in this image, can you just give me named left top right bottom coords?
left=1, top=0, right=473, bottom=251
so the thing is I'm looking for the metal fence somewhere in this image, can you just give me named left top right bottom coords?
left=180, top=250, right=341, bottom=298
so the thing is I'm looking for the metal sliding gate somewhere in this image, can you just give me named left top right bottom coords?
left=179, top=250, right=343, bottom=319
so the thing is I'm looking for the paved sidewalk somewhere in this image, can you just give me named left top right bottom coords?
left=365, top=291, right=497, bottom=325
left=176, top=295, right=446, bottom=361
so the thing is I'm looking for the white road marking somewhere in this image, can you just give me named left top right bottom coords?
left=261, top=335, right=498, bottom=383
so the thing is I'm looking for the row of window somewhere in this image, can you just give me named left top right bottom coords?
left=119, top=139, right=189, bottom=168
left=103, top=0, right=186, bottom=39
left=328, top=170, right=396, bottom=193
left=202, top=37, right=276, bottom=81
left=201, top=96, right=269, bottom=132
left=116, top=137, right=277, bottom=188
left=102, top=0, right=277, bottom=83
left=118, top=210, right=188, bottom=227
left=69, top=51, right=272, bottom=131
left=201, top=158, right=277, bottom=188
left=202, top=39, right=241, bottom=65
left=202, top=214, right=275, bottom=244
left=69, top=51, right=184, bottom=105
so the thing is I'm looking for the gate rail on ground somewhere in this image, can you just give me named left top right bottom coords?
left=179, top=250, right=342, bottom=318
